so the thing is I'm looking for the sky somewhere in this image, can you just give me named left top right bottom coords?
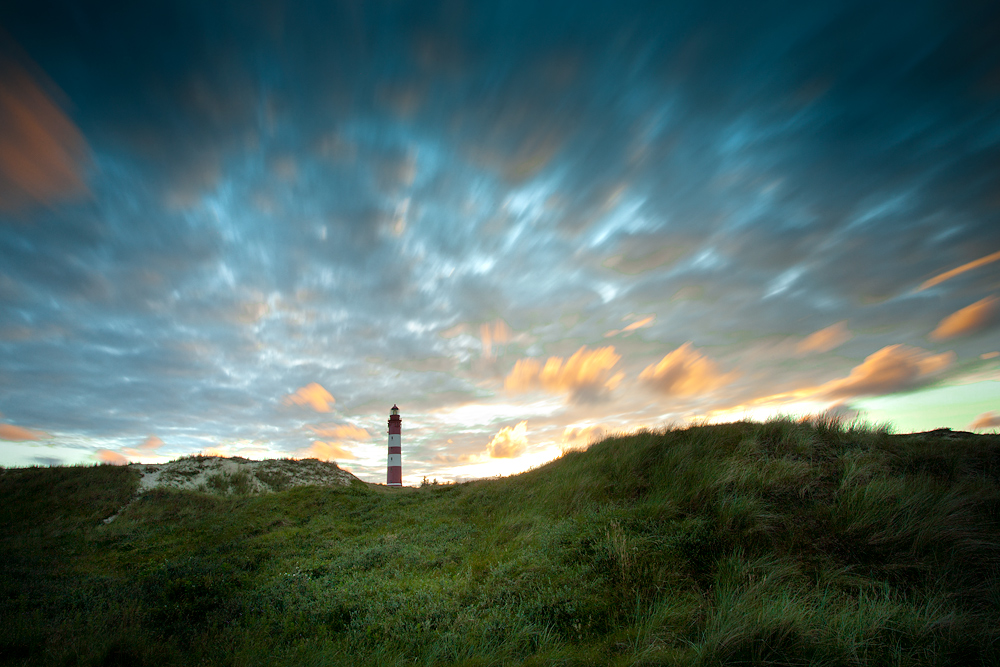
left=1, top=0, right=999, bottom=484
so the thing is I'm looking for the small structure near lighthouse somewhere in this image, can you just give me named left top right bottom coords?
left=386, top=405, right=402, bottom=487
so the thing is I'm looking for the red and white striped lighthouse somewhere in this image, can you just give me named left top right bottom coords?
left=386, top=405, right=402, bottom=487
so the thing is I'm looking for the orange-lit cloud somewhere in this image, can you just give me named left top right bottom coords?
left=982, top=352, right=1000, bottom=360
left=505, top=346, right=624, bottom=402
left=818, top=344, right=954, bottom=399
left=0, top=57, right=89, bottom=212
left=562, top=424, right=605, bottom=451
left=138, top=435, right=164, bottom=450
left=487, top=421, right=528, bottom=458
left=96, top=449, right=129, bottom=465
left=917, top=250, right=1000, bottom=292
left=930, top=296, right=998, bottom=340
left=284, top=382, right=335, bottom=412
left=604, top=315, right=655, bottom=338
left=0, top=423, right=46, bottom=441
left=301, top=440, right=355, bottom=461
left=306, top=424, right=371, bottom=440
left=121, top=435, right=166, bottom=457
left=480, top=319, right=511, bottom=359
left=639, top=343, right=734, bottom=396
left=971, top=412, right=1000, bottom=430
left=797, top=321, right=852, bottom=354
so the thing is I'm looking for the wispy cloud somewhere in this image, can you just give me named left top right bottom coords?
left=562, top=424, right=605, bottom=451
left=96, top=449, right=129, bottom=465
left=797, top=321, right=852, bottom=354
left=0, top=423, right=47, bottom=441
left=930, top=296, right=998, bottom=340
left=639, top=343, right=734, bottom=397
left=120, top=435, right=166, bottom=457
left=604, top=315, right=655, bottom=338
left=480, top=319, right=511, bottom=359
left=300, top=440, right=355, bottom=461
left=0, top=54, right=89, bottom=212
left=505, top=347, right=624, bottom=403
left=971, top=412, right=1000, bottom=430
left=285, top=383, right=336, bottom=413
left=306, top=424, right=371, bottom=440
left=817, top=345, right=954, bottom=399
left=917, top=251, right=1000, bottom=292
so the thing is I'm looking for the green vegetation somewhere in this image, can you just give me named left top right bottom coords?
left=2, top=419, right=1000, bottom=666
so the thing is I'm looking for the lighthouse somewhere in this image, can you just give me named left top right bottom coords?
left=386, top=405, right=402, bottom=487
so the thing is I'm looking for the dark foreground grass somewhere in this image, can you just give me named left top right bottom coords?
left=2, top=419, right=1000, bottom=666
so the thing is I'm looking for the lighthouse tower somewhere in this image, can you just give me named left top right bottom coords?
left=386, top=405, right=402, bottom=487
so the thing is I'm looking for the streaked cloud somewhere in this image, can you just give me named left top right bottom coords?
left=818, top=345, right=954, bottom=399
left=639, top=343, right=734, bottom=397
left=306, top=424, right=371, bottom=440
left=605, top=315, right=655, bottom=338
left=0, top=55, right=89, bottom=212
left=917, top=251, right=1000, bottom=292
left=486, top=421, right=528, bottom=459
left=96, top=449, right=128, bottom=465
left=300, top=440, right=355, bottom=461
left=0, top=423, right=46, bottom=441
left=480, top=319, right=511, bottom=359
left=797, top=321, right=852, bottom=354
left=285, top=383, right=335, bottom=413
left=930, top=296, right=998, bottom=340
left=562, top=425, right=605, bottom=452
left=970, top=412, right=1000, bottom=430
left=505, top=346, right=624, bottom=403
left=120, top=435, right=166, bottom=457
left=138, top=435, right=164, bottom=450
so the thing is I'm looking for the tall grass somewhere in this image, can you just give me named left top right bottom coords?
left=1, top=420, right=998, bottom=665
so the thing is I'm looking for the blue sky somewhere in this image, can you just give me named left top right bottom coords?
left=1, top=0, right=999, bottom=483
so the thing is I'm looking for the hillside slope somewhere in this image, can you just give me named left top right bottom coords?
left=2, top=420, right=1000, bottom=666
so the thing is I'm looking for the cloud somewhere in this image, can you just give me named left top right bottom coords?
left=306, top=424, right=371, bottom=440
left=96, top=449, right=129, bottom=465
left=120, top=435, right=165, bottom=457
left=300, top=440, right=356, bottom=461
left=797, top=321, right=852, bottom=354
left=0, top=56, right=89, bottom=212
left=487, top=421, right=528, bottom=458
left=138, top=435, right=164, bottom=451
left=562, top=425, right=606, bottom=451
left=505, top=346, right=624, bottom=403
left=970, top=412, right=1000, bottom=430
left=639, top=343, right=734, bottom=396
left=917, top=250, right=1000, bottom=292
left=285, top=383, right=335, bottom=412
left=0, top=423, right=47, bottom=441
left=982, top=352, right=1000, bottom=360
left=818, top=345, right=954, bottom=399
left=480, top=319, right=511, bottom=359
left=930, top=296, right=999, bottom=340
left=604, top=315, right=655, bottom=338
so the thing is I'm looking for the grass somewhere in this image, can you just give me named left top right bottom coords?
left=1, top=419, right=999, bottom=665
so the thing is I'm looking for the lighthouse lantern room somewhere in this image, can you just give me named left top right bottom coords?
left=387, top=405, right=402, bottom=487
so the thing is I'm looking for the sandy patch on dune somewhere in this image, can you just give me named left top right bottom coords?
left=131, top=456, right=358, bottom=494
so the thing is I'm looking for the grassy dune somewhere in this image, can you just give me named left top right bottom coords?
left=2, top=419, right=1000, bottom=666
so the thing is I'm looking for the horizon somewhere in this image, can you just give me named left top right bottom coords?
left=1, top=0, right=999, bottom=484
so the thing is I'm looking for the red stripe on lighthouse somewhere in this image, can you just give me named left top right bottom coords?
left=387, top=404, right=402, bottom=486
